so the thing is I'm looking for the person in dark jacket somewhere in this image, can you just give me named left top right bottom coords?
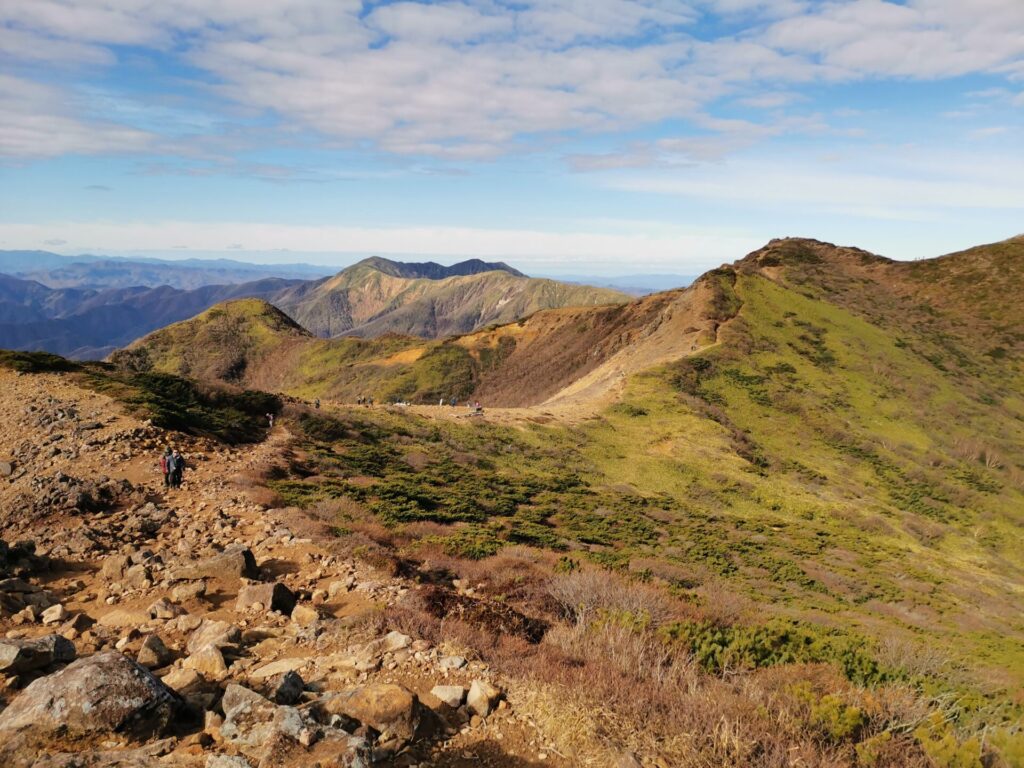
left=169, top=449, right=186, bottom=488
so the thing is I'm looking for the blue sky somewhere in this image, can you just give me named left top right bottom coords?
left=1, top=0, right=1022, bottom=275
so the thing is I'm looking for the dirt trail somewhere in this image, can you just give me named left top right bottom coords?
left=0, top=368, right=571, bottom=767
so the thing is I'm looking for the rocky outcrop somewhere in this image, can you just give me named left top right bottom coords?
left=0, top=651, right=182, bottom=765
left=0, top=633, right=76, bottom=674
left=171, top=544, right=259, bottom=582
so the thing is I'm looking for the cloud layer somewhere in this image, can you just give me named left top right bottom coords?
left=3, top=0, right=1023, bottom=160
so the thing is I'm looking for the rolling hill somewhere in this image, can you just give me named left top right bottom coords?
left=0, top=275, right=305, bottom=359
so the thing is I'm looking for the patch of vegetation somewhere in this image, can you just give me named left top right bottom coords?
left=0, top=351, right=279, bottom=443
left=663, top=618, right=889, bottom=685
left=0, top=350, right=80, bottom=373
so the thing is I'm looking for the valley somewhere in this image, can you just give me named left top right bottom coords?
left=0, top=235, right=1021, bottom=766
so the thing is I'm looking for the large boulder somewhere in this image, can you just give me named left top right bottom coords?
left=319, top=683, right=421, bottom=747
left=187, top=618, right=241, bottom=654
left=0, top=633, right=76, bottom=674
left=220, top=683, right=279, bottom=748
left=172, top=545, right=258, bottom=582
left=467, top=679, right=502, bottom=717
left=236, top=581, right=297, bottom=615
left=0, top=651, right=182, bottom=765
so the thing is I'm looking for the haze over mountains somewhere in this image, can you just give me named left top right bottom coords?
left=0, top=252, right=628, bottom=359
left=0, top=250, right=336, bottom=290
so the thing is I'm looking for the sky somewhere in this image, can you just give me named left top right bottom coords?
left=1, top=0, right=1023, bottom=275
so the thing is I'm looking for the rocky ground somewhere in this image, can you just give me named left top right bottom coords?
left=0, top=369, right=568, bottom=768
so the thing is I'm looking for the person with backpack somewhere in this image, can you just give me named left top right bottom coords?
left=159, top=447, right=172, bottom=487
left=169, top=449, right=186, bottom=488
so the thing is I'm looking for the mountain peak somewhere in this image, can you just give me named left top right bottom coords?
left=736, top=237, right=890, bottom=272
left=350, top=256, right=526, bottom=280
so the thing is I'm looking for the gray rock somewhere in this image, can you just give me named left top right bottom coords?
left=270, top=669, right=304, bottom=705
left=438, top=655, right=467, bottom=671
left=236, top=581, right=297, bottom=615
left=220, top=683, right=279, bottom=748
left=137, top=634, right=172, bottom=669
left=467, top=679, right=502, bottom=717
left=40, top=603, right=68, bottom=625
left=207, top=756, right=252, bottom=768
left=0, top=633, right=76, bottom=674
left=0, top=651, right=181, bottom=764
left=430, top=684, right=465, bottom=708
left=172, top=544, right=258, bottom=582
left=100, top=553, right=131, bottom=580
left=187, top=618, right=241, bottom=654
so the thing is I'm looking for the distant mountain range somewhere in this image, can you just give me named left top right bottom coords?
left=540, top=273, right=697, bottom=295
left=0, top=250, right=336, bottom=290
left=0, top=273, right=302, bottom=359
left=0, top=253, right=627, bottom=359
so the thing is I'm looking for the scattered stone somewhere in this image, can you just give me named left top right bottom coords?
left=438, top=655, right=467, bottom=671
left=381, top=630, right=412, bottom=652
left=207, top=756, right=252, bottom=768
left=467, top=680, right=502, bottom=717
left=183, top=645, right=228, bottom=681
left=137, top=635, right=172, bottom=669
left=431, top=685, right=466, bottom=708
left=40, top=603, right=68, bottom=625
left=187, top=619, right=241, bottom=654
left=220, top=683, right=279, bottom=749
left=250, top=657, right=308, bottom=681
left=124, top=563, right=152, bottom=589
left=172, top=579, right=207, bottom=602
left=161, top=667, right=204, bottom=694
left=0, top=634, right=76, bottom=674
left=271, top=670, right=304, bottom=705
left=290, top=603, right=318, bottom=626
left=148, top=597, right=185, bottom=620
left=99, top=553, right=131, bottom=581
left=236, top=581, right=297, bottom=615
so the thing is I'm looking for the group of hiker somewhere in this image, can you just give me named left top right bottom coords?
left=159, top=448, right=187, bottom=489
left=356, top=395, right=374, bottom=406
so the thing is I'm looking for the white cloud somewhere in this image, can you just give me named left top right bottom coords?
left=1, top=0, right=1023, bottom=163
left=604, top=150, right=1024, bottom=218
left=0, top=74, right=151, bottom=158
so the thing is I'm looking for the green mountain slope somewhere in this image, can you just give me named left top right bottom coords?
left=63, top=234, right=1024, bottom=762
left=270, top=256, right=630, bottom=338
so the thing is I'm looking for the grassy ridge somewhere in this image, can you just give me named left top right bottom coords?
left=0, top=349, right=280, bottom=443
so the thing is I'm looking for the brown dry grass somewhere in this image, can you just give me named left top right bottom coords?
left=383, top=563, right=934, bottom=768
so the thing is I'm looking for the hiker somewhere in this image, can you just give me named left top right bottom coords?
left=315, top=398, right=320, bottom=410
left=449, top=396, right=456, bottom=407
left=266, top=412, right=274, bottom=428
left=159, top=447, right=172, bottom=487
left=357, top=395, right=364, bottom=406
left=168, top=449, right=186, bottom=488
